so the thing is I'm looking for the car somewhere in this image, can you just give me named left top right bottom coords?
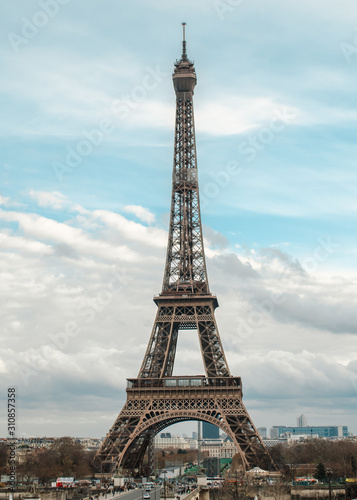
left=144, top=494, right=150, bottom=499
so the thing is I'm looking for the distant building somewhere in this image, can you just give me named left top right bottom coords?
left=155, top=435, right=197, bottom=449
left=160, top=432, right=171, bottom=438
left=75, top=437, right=103, bottom=450
left=297, top=414, right=308, bottom=427
left=202, top=422, right=219, bottom=440
left=286, top=434, right=319, bottom=442
left=154, top=434, right=236, bottom=458
left=257, top=427, right=267, bottom=438
left=201, top=439, right=236, bottom=458
left=263, top=437, right=288, bottom=447
left=270, top=427, right=280, bottom=439
left=14, top=436, right=103, bottom=463
left=270, top=425, right=348, bottom=439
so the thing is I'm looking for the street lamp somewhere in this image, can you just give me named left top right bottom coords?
left=326, top=468, right=332, bottom=500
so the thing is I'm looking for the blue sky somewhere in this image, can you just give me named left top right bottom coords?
left=1, top=0, right=357, bottom=438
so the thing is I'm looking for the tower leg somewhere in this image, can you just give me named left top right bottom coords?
left=148, top=429, right=155, bottom=476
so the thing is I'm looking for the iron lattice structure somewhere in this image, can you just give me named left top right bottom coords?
left=95, top=27, right=274, bottom=474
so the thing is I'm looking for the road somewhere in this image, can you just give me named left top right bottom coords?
left=111, top=487, right=162, bottom=500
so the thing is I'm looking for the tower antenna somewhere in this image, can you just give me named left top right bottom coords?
left=182, top=22, right=187, bottom=60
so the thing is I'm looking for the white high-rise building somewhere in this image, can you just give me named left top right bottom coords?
left=297, top=414, right=308, bottom=427
left=257, top=427, right=267, bottom=438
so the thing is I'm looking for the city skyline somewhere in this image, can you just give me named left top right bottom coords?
left=1, top=1, right=357, bottom=438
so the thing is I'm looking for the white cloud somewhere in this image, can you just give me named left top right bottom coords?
left=92, top=209, right=166, bottom=249
left=0, top=209, right=140, bottom=263
left=0, top=232, right=52, bottom=256
left=0, top=195, right=10, bottom=206
left=29, top=190, right=68, bottom=210
left=196, top=98, right=299, bottom=136
left=0, top=192, right=356, bottom=435
left=29, top=190, right=87, bottom=214
left=124, top=204, right=155, bottom=224
left=109, top=96, right=301, bottom=137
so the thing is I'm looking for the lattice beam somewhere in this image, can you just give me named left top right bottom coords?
left=138, top=299, right=230, bottom=379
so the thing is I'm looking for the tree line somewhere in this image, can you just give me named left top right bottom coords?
left=1, top=437, right=96, bottom=485
left=269, top=438, right=357, bottom=479
left=1, top=437, right=356, bottom=485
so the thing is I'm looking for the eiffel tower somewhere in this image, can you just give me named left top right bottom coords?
left=96, top=24, right=274, bottom=474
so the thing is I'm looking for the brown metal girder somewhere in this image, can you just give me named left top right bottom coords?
left=160, top=323, right=178, bottom=377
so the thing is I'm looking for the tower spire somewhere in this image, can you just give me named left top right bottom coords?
left=182, top=22, right=187, bottom=61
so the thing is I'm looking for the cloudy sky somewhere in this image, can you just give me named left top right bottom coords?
left=1, top=0, right=357, bottom=439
